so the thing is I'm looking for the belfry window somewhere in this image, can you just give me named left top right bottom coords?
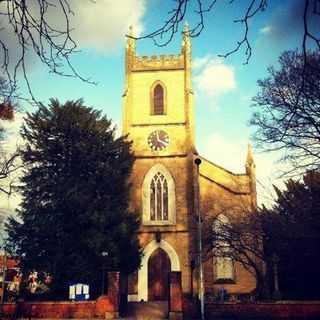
left=150, top=172, right=168, bottom=221
left=153, top=84, right=164, bottom=115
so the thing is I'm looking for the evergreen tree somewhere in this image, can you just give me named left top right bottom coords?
left=6, top=99, right=141, bottom=298
left=262, top=171, right=320, bottom=299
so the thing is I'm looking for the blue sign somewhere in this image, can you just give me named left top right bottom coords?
left=69, top=283, right=89, bottom=301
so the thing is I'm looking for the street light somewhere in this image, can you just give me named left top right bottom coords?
left=194, top=158, right=204, bottom=320
left=101, top=251, right=109, bottom=295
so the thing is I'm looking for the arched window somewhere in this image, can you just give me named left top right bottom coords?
left=142, top=164, right=175, bottom=225
left=150, top=172, right=168, bottom=221
left=215, top=257, right=234, bottom=281
left=213, top=214, right=235, bottom=282
left=152, top=83, right=165, bottom=115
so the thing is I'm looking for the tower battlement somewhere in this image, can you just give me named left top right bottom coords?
left=125, top=24, right=191, bottom=74
left=131, top=54, right=184, bottom=71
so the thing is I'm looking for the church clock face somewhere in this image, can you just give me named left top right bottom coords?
left=148, top=130, right=169, bottom=151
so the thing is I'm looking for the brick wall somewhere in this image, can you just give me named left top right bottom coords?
left=2, top=272, right=120, bottom=319
left=205, top=301, right=320, bottom=319
left=2, top=301, right=95, bottom=318
left=2, top=296, right=119, bottom=319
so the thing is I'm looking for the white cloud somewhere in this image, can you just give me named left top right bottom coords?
left=193, top=56, right=236, bottom=109
left=259, top=25, right=272, bottom=35
left=0, top=192, right=22, bottom=221
left=0, top=0, right=147, bottom=75
left=1, top=112, right=24, bottom=154
left=194, top=57, right=236, bottom=97
left=0, top=113, right=25, bottom=221
left=198, top=132, right=247, bottom=173
left=69, top=0, right=146, bottom=53
left=197, top=132, right=285, bottom=206
left=193, top=55, right=211, bottom=70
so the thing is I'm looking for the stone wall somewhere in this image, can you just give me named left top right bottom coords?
left=199, top=157, right=257, bottom=295
left=128, top=156, right=195, bottom=296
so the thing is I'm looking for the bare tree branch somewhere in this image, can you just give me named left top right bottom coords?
left=0, top=151, right=20, bottom=196
left=133, top=0, right=267, bottom=61
left=201, top=199, right=267, bottom=297
left=134, top=0, right=319, bottom=67
left=251, top=50, right=320, bottom=176
left=0, top=0, right=95, bottom=102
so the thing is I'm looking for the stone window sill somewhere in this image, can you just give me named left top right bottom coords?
left=142, top=220, right=175, bottom=226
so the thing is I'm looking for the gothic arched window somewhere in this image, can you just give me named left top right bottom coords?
left=213, top=214, right=235, bottom=282
left=142, top=164, right=175, bottom=225
left=150, top=172, right=168, bottom=221
left=152, top=83, right=165, bottom=115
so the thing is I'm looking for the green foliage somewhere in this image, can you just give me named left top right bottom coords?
left=263, top=171, right=320, bottom=250
left=262, top=171, right=320, bottom=299
left=6, top=99, right=141, bottom=298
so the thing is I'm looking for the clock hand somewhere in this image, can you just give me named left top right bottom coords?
left=158, top=138, right=168, bottom=145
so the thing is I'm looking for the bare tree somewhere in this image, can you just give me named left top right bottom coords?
left=251, top=50, right=320, bottom=175
left=201, top=201, right=268, bottom=298
left=0, top=152, right=20, bottom=196
left=0, top=0, right=93, bottom=102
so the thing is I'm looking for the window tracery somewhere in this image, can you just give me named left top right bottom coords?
left=150, top=172, right=168, bottom=221
left=142, top=164, right=175, bottom=225
left=213, top=214, right=235, bottom=282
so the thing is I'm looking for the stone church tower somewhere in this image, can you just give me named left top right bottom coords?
left=122, top=25, right=257, bottom=302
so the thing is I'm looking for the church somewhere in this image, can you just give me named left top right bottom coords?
left=122, top=26, right=257, bottom=303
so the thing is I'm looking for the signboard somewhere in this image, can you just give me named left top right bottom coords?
left=69, top=283, right=89, bottom=300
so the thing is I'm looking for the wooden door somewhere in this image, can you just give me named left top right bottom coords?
left=148, top=248, right=171, bottom=301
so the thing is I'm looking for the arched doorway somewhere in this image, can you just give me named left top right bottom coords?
left=148, top=248, right=171, bottom=301
left=137, top=239, right=180, bottom=302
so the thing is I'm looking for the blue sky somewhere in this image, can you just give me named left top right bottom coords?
left=2, top=0, right=315, bottom=208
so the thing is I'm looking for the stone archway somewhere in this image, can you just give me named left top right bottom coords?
left=138, top=239, right=180, bottom=301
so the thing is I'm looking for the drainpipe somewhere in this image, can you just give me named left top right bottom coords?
left=194, top=158, right=204, bottom=320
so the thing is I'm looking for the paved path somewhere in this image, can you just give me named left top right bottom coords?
left=125, top=301, right=168, bottom=320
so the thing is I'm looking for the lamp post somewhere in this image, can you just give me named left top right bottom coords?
left=194, top=158, right=204, bottom=320
left=101, top=251, right=109, bottom=295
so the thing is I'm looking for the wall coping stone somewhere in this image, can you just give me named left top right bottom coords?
left=207, top=301, right=320, bottom=305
